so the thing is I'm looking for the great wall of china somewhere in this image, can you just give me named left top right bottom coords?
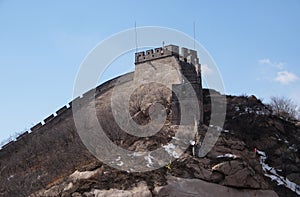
left=0, top=44, right=203, bottom=154
left=0, top=72, right=134, bottom=153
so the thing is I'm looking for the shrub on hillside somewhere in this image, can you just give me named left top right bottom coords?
left=269, top=96, right=299, bottom=121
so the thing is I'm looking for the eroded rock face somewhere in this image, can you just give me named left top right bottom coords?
left=155, top=176, right=278, bottom=197
left=85, top=182, right=152, bottom=197
left=129, top=82, right=172, bottom=126
left=1, top=75, right=300, bottom=197
left=212, top=160, right=267, bottom=189
left=32, top=170, right=277, bottom=197
left=168, top=132, right=269, bottom=190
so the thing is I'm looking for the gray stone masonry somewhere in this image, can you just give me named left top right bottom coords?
left=134, top=45, right=203, bottom=125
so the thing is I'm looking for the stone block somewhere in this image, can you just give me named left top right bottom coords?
left=56, top=106, right=68, bottom=115
left=44, top=114, right=55, bottom=124
left=30, top=122, right=42, bottom=132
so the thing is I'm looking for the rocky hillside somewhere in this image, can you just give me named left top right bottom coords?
left=0, top=73, right=299, bottom=197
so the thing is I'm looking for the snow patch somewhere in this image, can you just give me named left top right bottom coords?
left=172, top=136, right=180, bottom=141
left=190, top=140, right=196, bottom=146
left=284, top=139, right=289, bottom=144
left=216, top=153, right=238, bottom=159
left=116, top=156, right=121, bottom=161
left=289, top=144, right=298, bottom=152
left=208, top=125, right=223, bottom=132
left=7, top=175, right=14, bottom=181
left=144, top=153, right=154, bottom=168
left=257, top=149, right=300, bottom=195
left=256, top=150, right=266, bottom=157
left=234, top=106, right=270, bottom=117
left=216, top=126, right=223, bottom=132
left=163, top=143, right=180, bottom=158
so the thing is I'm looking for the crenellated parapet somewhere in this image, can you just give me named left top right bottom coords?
left=179, top=47, right=200, bottom=67
left=135, top=45, right=200, bottom=67
left=135, top=45, right=179, bottom=64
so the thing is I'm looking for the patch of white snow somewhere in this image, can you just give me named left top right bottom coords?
left=216, top=153, right=237, bottom=159
left=144, top=153, right=154, bottom=168
left=163, top=143, right=180, bottom=158
left=257, top=149, right=300, bottom=195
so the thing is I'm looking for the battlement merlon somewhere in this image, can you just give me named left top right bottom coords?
left=135, top=45, right=200, bottom=66
left=180, top=47, right=199, bottom=66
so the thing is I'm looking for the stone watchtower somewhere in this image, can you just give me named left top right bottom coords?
left=134, top=45, right=203, bottom=125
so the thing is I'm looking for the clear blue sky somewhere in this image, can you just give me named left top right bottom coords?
left=0, top=0, right=299, bottom=142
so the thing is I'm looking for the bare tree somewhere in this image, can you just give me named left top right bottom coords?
left=296, top=106, right=300, bottom=120
left=269, top=96, right=299, bottom=121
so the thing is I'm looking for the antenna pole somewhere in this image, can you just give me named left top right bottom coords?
left=135, top=22, right=138, bottom=53
left=193, top=22, right=196, bottom=50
